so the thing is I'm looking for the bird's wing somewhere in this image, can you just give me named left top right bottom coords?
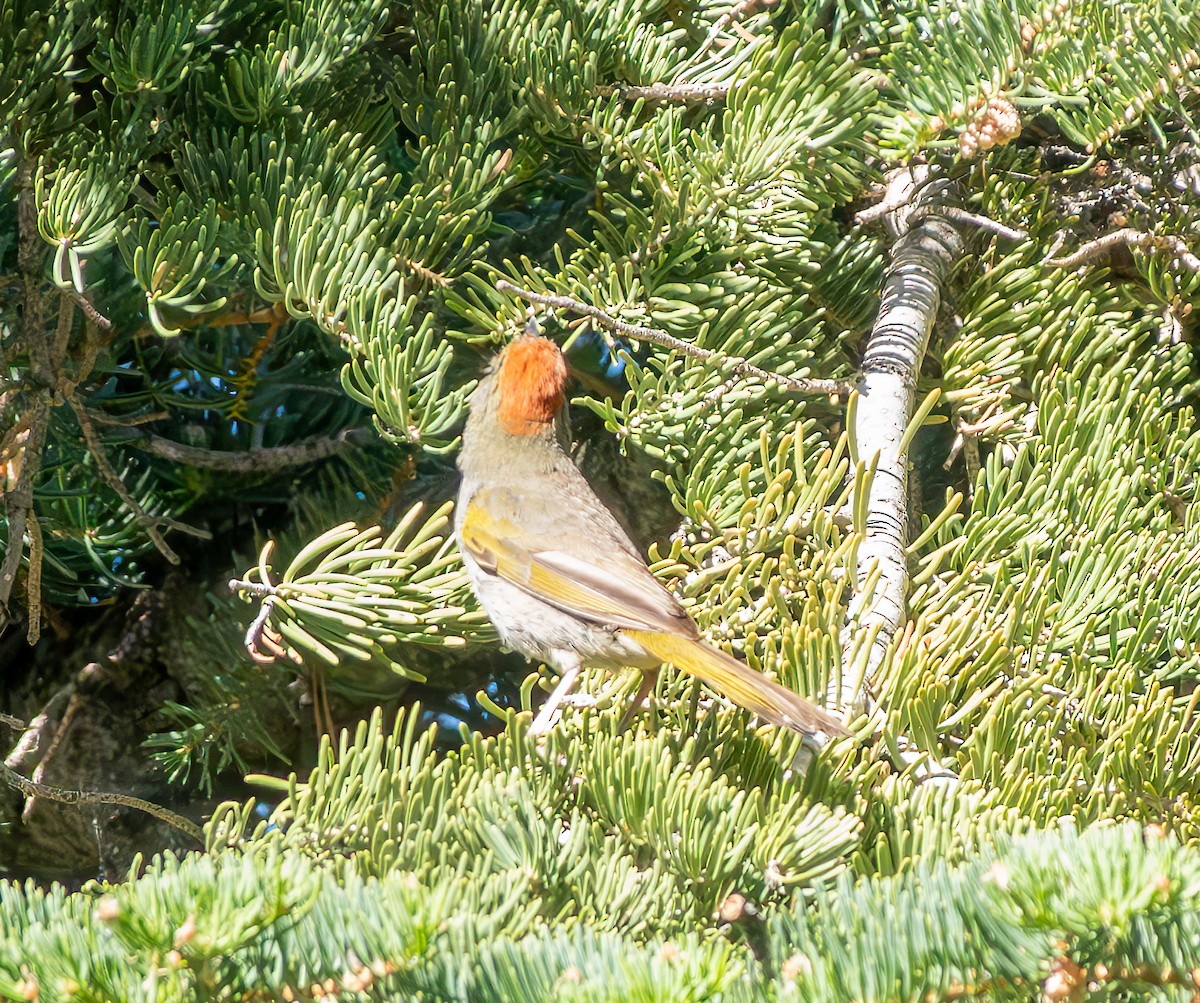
left=459, top=494, right=696, bottom=637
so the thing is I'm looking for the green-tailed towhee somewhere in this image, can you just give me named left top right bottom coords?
left=455, top=335, right=849, bottom=739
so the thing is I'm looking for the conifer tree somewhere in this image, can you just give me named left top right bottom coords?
left=4, top=0, right=1200, bottom=998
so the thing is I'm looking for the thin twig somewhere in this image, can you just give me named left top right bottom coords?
left=1046, top=228, right=1200, bottom=272
left=603, top=81, right=731, bottom=104
left=686, top=0, right=766, bottom=70
left=702, top=375, right=742, bottom=408
left=56, top=316, right=110, bottom=400
left=67, top=393, right=181, bottom=564
left=495, top=281, right=853, bottom=398
left=0, top=712, right=28, bottom=731
left=4, top=684, right=72, bottom=775
left=65, top=286, right=114, bottom=331
left=928, top=206, right=1028, bottom=242
left=25, top=508, right=43, bottom=644
left=0, top=407, right=49, bottom=624
left=230, top=577, right=285, bottom=662
left=0, top=760, right=204, bottom=843
left=85, top=408, right=171, bottom=427
left=229, top=577, right=278, bottom=598
left=130, top=428, right=369, bottom=473
left=243, top=595, right=280, bottom=664
left=854, top=182, right=907, bottom=226
left=52, top=291, right=74, bottom=361
left=0, top=407, right=35, bottom=464
left=861, top=197, right=1027, bottom=243
left=25, top=692, right=81, bottom=822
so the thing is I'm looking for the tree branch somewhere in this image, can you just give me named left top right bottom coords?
left=1046, top=227, right=1200, bottom=272
left=601, top=81, right=731, bottom=104
left=129, top=428, right=370, bottom=473
left=67, top=393, right=182, bottom=564
left=0, top=760, right=204, bottom=844
left=0, top=407, right=49, bottom=631
left=1, top=168, right=52, bottom=634
left=840, top=168, right=965, bottom=730
left=494, top=280, right=853, bottom=398
left=64, top=285, right=114, bottom=331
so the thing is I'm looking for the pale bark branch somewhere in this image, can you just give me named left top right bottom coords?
left=602, top=81, right=731, bottom=104
left=1046, top=227, right=1200, bottom=272
left=841, top=168, right=965, bottom=732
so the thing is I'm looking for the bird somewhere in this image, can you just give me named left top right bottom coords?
left=454, top=334, right=850, bottom=740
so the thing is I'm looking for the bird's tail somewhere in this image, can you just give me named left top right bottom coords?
left=625, top=630, right=851, bottom=739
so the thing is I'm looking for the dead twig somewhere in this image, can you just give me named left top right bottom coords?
left=52, top=291, right=74, bottom=361
left=25, top=509, right=43, bottom=644
left=0, top=760, right=204, bottom=844
left=0, top=712, right=28, bottom=732
left=1046, top=228, right=1200, bottom=272
left=67, top=393, right=181, bottom=563
left=0, top=408, right=49, bottom=627
left=859, top=196, right=1027, bottom=243
left=686, top=0, right=768, bottom=70
left=928, top=206, right=1027, bottom=242
left=64, top=286, right=114, bottom=331
left=4, top=684, right=72, bottom=776
left=85, top=407, right=171, bottom=427
left=495, top=280, right=853, bottom=398
left=603, top=81, right=731, bottom=105
left=243, top=592, right=282, bottom=664
left=130, top=427, right=369, bottom=473
left=2, top=170, right=52, bottom=632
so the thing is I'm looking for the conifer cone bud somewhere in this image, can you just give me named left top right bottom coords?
left=960, top=96, right=1022, bottom=159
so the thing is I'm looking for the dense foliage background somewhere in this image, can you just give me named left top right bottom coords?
left=4, top=0, right=1200, bottom=998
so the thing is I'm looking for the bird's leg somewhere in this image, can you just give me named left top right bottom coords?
left=528, top=657, right=583, bottom=736
left=618, top=667, right=659, bottom=729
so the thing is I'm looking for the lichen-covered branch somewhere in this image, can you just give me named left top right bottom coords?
left=0, top=760, right=204, bottom=843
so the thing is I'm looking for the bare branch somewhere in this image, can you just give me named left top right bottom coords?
left=67, top=393, right=181, bottom=564
left=52, top=291, right=74, bottom=362
left=0, top=760, right=204, bottom=843
left=603, top=81, right=731, bottom=104
left=861, top=193, right=1027, bottom=243
left=86, top=407, right=172, bottom=427
left=130, top=427, right=369, bottom=472
left=25, top=509, right=43, bottom=644
left=64, top=286, right=114, bottom=331
left=494, top=280, right=853, bottom=398
left=228, top=577, right=278, bottom=598
left=841, top=167, right=965, bottom=717
left=931, top=206, right=1028, bottom=242
left=0, top=407, right=36, bottom=464
left=0, top=407, right=49, bottom=626
left=4, top=684, right=72, bottom=776
left=17, top=167, right=52, bottom=386
left=1046, top=227, right=1200, bottom=272
left=242, top=596, right=280, bottom=664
